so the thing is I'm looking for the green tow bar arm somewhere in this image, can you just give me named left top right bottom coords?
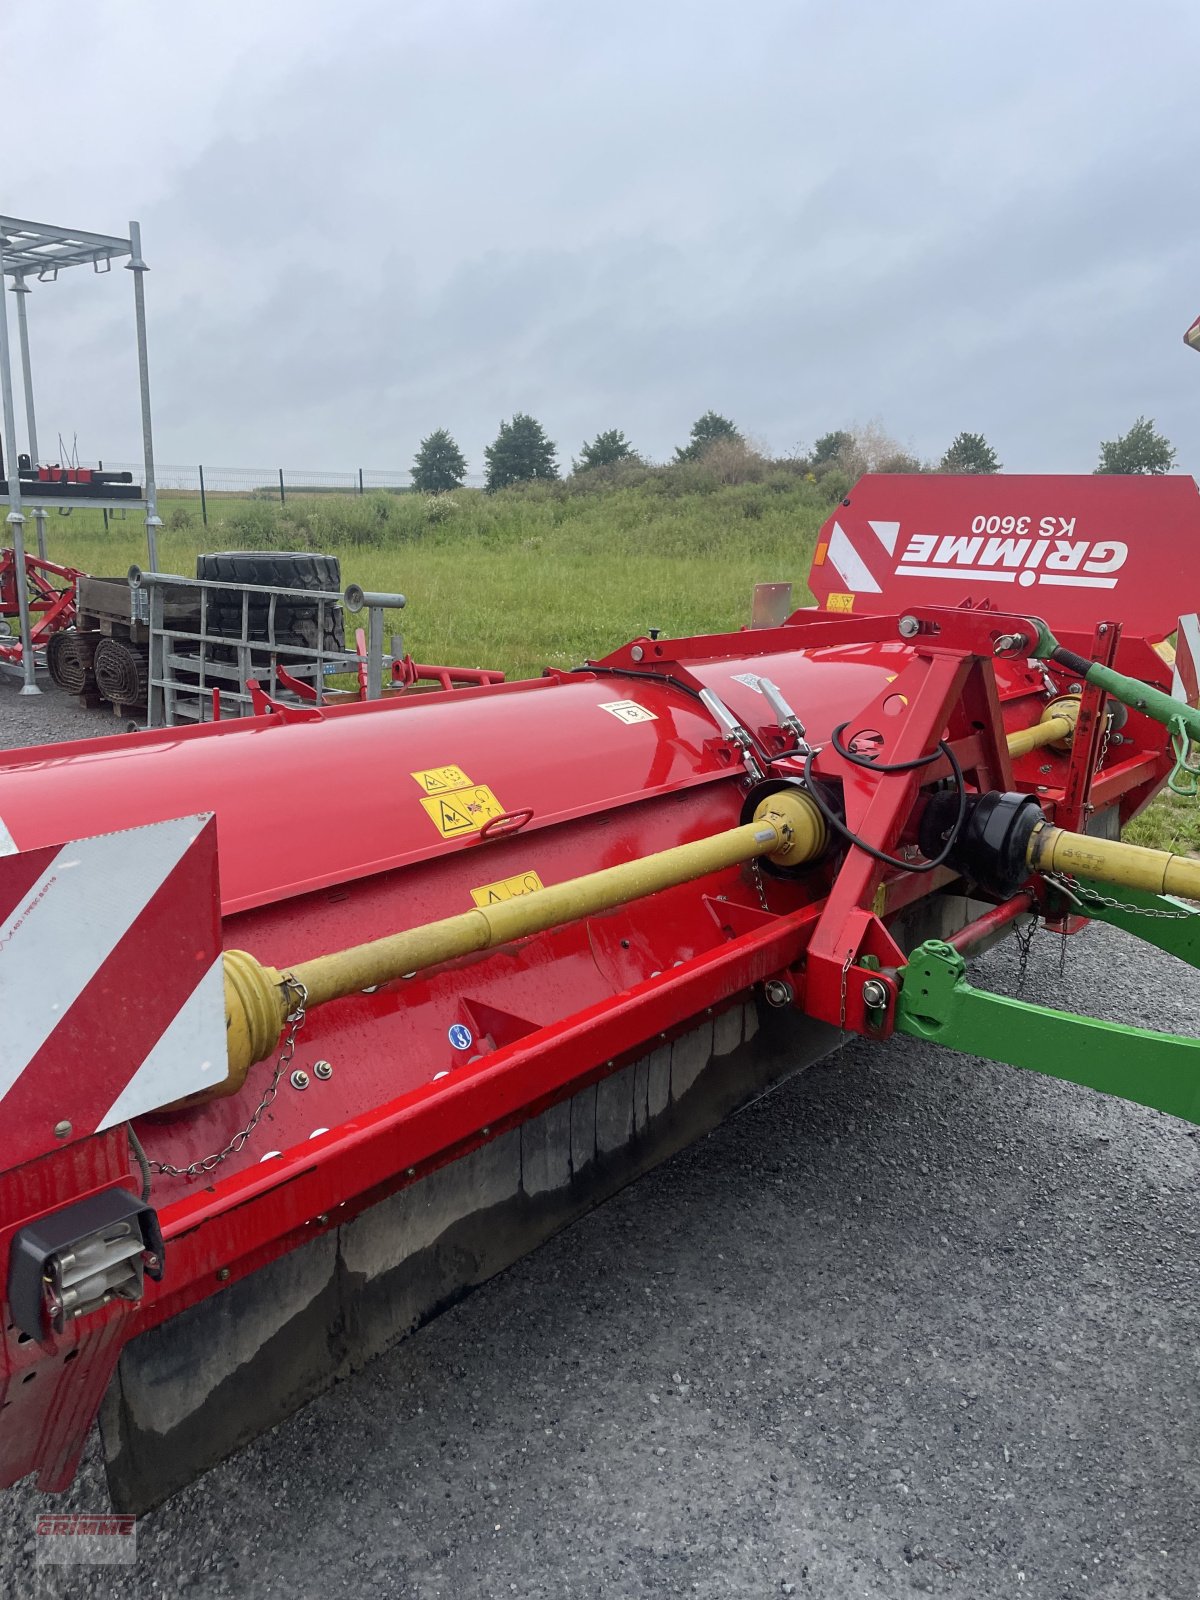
left=894, top=893, right=1200, bottom=1128
left=1027, top=616, right=1200, bottom=795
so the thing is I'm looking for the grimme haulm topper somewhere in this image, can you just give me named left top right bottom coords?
left=2, top=473, right=1200, bottom=1511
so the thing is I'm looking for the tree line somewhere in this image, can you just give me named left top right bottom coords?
left=411, top=412, right=1179, bottom=494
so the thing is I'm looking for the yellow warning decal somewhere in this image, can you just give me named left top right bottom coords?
left=470, top=869, right=545, bottom=908
left=420, top=785, right=506, bottom=839
left=813, top=541, right=828, bottom=567
left=411, top=764, right=473, bottom=794
left=825, top=592, right=855, bottom=613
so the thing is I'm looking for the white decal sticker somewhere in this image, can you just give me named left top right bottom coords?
left=731, top=674, right=764, bottom=693
left=598, top=700, right=657, bottom=724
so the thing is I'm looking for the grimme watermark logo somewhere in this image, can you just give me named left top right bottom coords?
left=34, top=1512, right=137, bottom=1565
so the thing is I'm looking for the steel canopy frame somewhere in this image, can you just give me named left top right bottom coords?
left=0, top=216, right=160, bottom=694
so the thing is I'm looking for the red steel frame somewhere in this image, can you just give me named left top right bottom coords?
left=0, top=549, right=81, bottom=664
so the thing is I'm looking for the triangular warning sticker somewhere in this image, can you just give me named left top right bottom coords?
left=439, top=799, right=474, bottom=833
left=411, top=764, right=472, bottom=794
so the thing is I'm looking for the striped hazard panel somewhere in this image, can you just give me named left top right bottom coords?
left=0, top=814, right=226, bottom=1168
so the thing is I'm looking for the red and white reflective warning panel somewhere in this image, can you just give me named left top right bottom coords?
left=0, top=814, right=225, bottom=1169
left=808, top=474, right=1200, bottom=643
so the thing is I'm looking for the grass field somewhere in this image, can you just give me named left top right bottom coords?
left=28, top=480, right=1198, bottom=854
left=37, top=480, right=827, bottom=681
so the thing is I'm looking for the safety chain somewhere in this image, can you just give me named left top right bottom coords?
left=1013, top=912, right=1037, bottom=990
left=1044, top=871, right=1197, bottom=922
left=151, top=979, right=309, bottom=1179
left=838, top=947, right=854, bottom=1040
left=1095, top=710, right=1112, bottom=774
left=750, top=858, right=772, bottom=915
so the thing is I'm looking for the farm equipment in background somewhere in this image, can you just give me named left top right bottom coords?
left=3, top=473, right=1200, bottom=1514
left=16, top=543, right=495, bottom=722
left=0, top=546, right=81, bottom=673
left=0, top=443, right=141, bottom=501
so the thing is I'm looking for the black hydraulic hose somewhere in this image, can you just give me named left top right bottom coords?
left=569, top=664, right=776, bottom=767
left=802, top=733, right=968, bottom=874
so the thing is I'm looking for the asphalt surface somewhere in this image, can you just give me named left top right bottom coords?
left=2, top=677, right=1198, bottom=1599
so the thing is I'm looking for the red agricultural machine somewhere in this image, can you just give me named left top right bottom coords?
left=0, top=548, right=81, bottom=672
left=2, top=473, right=1200, bottom=1512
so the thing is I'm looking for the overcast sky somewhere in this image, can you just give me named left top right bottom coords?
left=2, top=0, right=1197, bottom=478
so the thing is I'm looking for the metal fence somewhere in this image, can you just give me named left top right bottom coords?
left=89, top=460, right=486, bottom=523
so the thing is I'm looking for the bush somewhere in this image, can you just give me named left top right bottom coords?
left=219, top=499, right=291, bottom=549
left=818, top=468, right=853, bottom=504
left=165, top=504, right=197, bottom=532
left=423, top=494, right=459, bottom=525
left=695, top=437, right=770, bottom=485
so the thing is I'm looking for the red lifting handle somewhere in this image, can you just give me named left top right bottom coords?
left=478, top=807, right=535, bottom=842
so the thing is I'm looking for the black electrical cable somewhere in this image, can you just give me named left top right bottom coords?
left=577, top=669, right=968, bottom=872
left=568, top=663, right=710, bottom=705
left=569, top=664, right=776, bottom=766
left=802, top=735, right=968, bottom=874
left=127, top=1122, right=152, bottom=1202
left=831, top=720, right=947, bottom=773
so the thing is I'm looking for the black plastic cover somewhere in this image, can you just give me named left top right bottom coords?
left=919, top=790, right=1045, bottom=898
left=7, top=1186, right=163, bottom=1342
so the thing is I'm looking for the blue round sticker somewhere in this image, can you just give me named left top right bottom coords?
left=448, top=1023, right=473, bottom=1051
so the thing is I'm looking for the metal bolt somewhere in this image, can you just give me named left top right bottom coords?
left=630, top=645, right=644, bottom=662
left=53, top=1120, right=72, bottom=1141
left=290, top=1069, right=310, bottom=1090
left=406, top=1167, right=416, bottom=1177
left=898, top=615, right=920, bottom=639
left=216, top=1267, right=231, bottom=1282
left=763, top=978, right=794, bottom=1008
left=993, top=633, right=1025, bottom=654
left=315, top=1213, right=329, bottom=1226
left=313, top=1059, right=333, bottom=1080
left=861, top=977, right=888, bottom=1010
left=1068, top=681, right=1083, bottom=694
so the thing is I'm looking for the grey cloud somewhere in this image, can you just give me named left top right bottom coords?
left=7, top=0, right=1199, bottom=475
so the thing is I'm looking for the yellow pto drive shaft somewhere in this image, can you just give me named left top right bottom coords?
left=1005, top=695, right=1080, bottom=760
left=212, top=788, right=827, bottom=1098
left=200, top=773, right=1200, bottom=1112
left=1026, top=823, right=1200, bottom=900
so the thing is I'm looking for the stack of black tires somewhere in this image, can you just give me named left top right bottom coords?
left=194, top=552, right=345, bottom=657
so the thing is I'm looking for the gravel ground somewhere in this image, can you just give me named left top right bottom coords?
left=0, top=674, right=122, bottom=748
left=2, top=679, right=1198, bottom=1598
